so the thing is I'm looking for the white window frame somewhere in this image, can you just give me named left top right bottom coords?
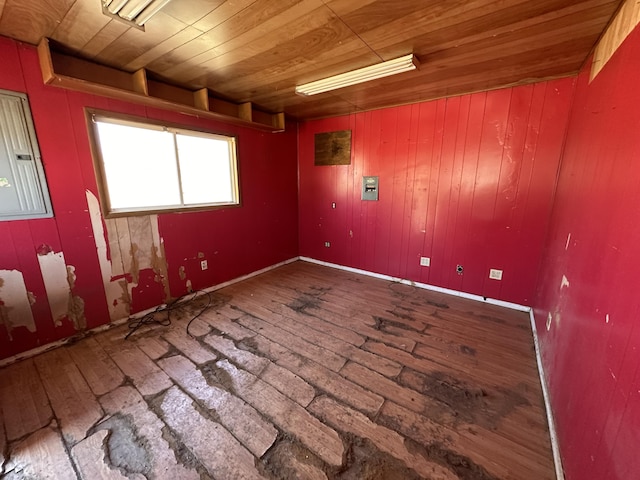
left=86, top=109, right=240, bottom=217
left=0, top=89, right=53, bottom=221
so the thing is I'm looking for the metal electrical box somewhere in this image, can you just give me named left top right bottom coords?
left=0, top=90, right=52, bottom=221
left=362, top=176, right=379, bottom=201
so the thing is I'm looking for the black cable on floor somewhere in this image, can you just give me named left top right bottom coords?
left=124, top=289, right=213, bottom=340
left=185, top=290, right=212, bottom=338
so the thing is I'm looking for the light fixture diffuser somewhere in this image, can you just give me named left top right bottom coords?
left=102, top=0, right=173, bottom=26
left=295, top=54, right=419, bottom=96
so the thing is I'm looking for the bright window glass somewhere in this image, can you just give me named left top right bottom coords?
left=176, top=133, right=235, bottom=205
left=91, top=114, right=239, bottom=215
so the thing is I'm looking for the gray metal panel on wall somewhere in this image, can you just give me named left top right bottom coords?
left=0, top=90, right=52, bottom=220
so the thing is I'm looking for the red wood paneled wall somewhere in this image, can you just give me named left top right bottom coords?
left=0, top=37, right=298, bottom=360
left=298, top=80, right=574, bottom=305
left=533, top=25, right=640, bottom=480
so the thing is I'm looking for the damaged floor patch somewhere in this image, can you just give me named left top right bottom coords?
left=91, top=414, right=151, bottom=477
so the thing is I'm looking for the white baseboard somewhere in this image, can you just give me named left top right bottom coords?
left=299, top=256, right=530, bottom=311
left=529, top=310, right=565, bottom=480
left=299, top=255, right=564, bottom=480
left=0, top=256, right=299, bottom=368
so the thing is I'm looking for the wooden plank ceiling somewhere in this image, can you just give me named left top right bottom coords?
left=0, top=0, right=623, bottom=120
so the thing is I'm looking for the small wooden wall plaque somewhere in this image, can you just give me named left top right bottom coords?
left=314, top=130, right=352, bottom=166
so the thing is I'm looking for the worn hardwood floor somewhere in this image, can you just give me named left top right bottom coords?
left=0, top=261, right=555, bottom=479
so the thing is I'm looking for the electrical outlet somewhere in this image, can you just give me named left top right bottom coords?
left=489, top=269, right=503, bottom=280
left=456, top=265, right=464, bottom=275
left=419, top=256, right=430, bottom=267
left=331, top=202, right=336, bottom=209
left=324, top=241, right=331, bottom=247
left=200, top=260, right=208, bottom=270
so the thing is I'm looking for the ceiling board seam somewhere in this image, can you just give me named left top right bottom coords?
left=205, top=0, right=261, bottom=33
left=174, top=1, right=231, bottom=28
left=319, top=0, right=383, bottom=62
left=77, top=20, right=111, bottom=54
left=45, top=0, right=79, bottom=40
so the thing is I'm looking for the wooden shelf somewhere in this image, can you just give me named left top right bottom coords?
left=37, top=38, right=285, bottom=133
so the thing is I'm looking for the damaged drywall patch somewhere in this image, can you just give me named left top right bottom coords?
left=178, top=266, right=192, bottom=292
left=151, top=237, right=170, bottom=303
left=0, top=270, right=36, bottom=339
left=125, top=215, right=170, bottom=303
left=86, top=190, right=171, bottom=322
left=150, top=216, right=170, bottom=303
left=87, top=190, right=131, bottom=321
left=36, top=249, right=87, bottom=331
left=37, top=250, right=70, bottom=326
left=560, top=275, right=570, bottom=289
left=66, top=266, right=86, bottom=330
left=130, top=243, right=141, bottom=285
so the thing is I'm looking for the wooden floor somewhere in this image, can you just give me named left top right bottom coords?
left=0, top=261, right=555, bottom=480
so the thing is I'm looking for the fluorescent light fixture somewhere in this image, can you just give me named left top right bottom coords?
left=295, top=54, right=419, bottom=96
left=102, top=0, right=172, bottom=26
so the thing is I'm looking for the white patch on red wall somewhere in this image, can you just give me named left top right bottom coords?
left=86, top=190, right=130, bottom=322
left=0, top=270, right=37, bottom=338
left=36, top=251, right=71, bottom=326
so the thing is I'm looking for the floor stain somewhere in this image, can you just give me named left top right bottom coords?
left=404, top=438, right=499, bottom=480
left=399, top=369, right=530, bottom=429
left=287, top=295, right=322, bottom=314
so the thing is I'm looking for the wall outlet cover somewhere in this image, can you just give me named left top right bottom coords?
left=489, top=269, right=503, bottom=280
left=420, top=256, right=430, bottom=267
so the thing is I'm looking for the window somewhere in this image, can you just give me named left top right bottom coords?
left=0, top=90, right=52, bottom=221
left=87, top=110, right=239, bottom=216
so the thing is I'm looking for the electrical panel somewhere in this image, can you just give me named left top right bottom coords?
left=0, top=90, right=52, bottom=221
